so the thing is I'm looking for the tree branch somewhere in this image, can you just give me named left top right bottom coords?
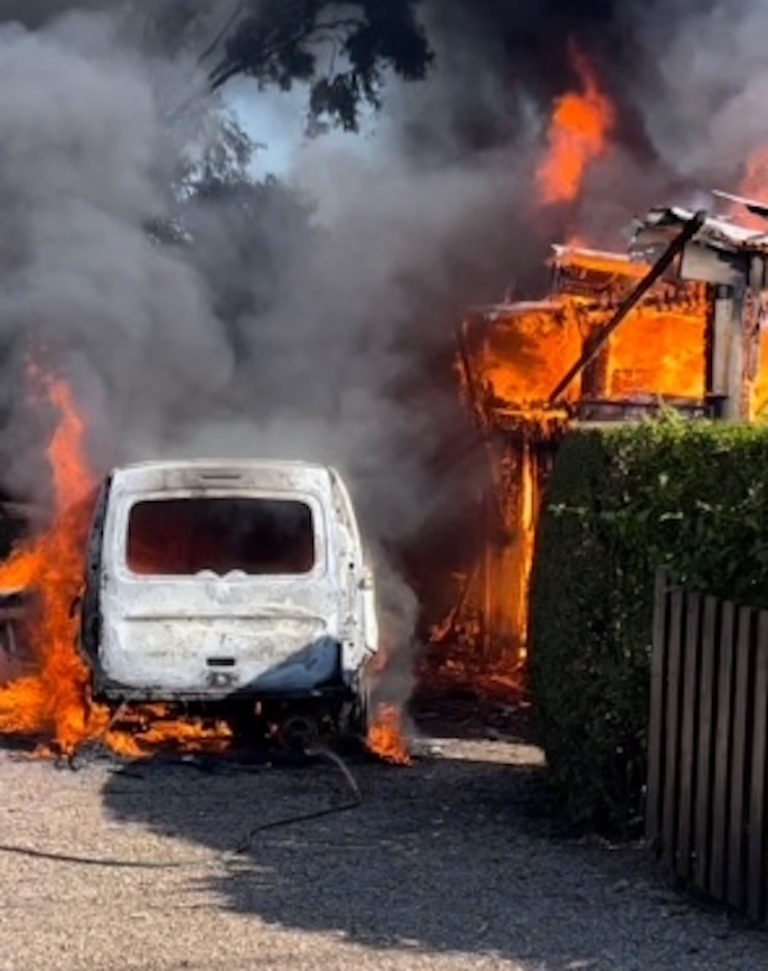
left=198, top=0, right=247, bottom=65
left=208, top=16, right=365, bottom=93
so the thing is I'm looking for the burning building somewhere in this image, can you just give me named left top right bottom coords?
left=432, top=200, right=768, bottom=685
left=630, top=199, right=768, bottom=421
left=4, top=198, right=768, bottom=752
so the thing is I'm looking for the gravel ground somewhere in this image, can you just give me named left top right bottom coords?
left=1, top=735, right=767, bottom=971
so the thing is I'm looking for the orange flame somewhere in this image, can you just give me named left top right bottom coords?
left=741, top=148, right=768, bottom=198
left=103, top=708, right=233, bottom=760
left=0, top=374, right=234, bottom=759
left=536, top=43, right=615, bottom=206
left=731, top=146, right=768, bottom=230
left=367, top=703, right=412, bottom=766
left=0, top=372, right=103, bottom=754
left=447, top=246, right=710, bottom=685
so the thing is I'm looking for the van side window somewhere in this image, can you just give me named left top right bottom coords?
left=127, top=498, right=315, bottom=576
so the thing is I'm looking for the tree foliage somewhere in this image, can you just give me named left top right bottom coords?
left=3, top=1, right=433, bottom=132
left=530, top=419, right=768, bottom=835
left=207, top=0, right=433, bottom=130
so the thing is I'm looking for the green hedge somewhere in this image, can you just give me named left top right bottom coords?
left=530, top=418, right=768, bottom=835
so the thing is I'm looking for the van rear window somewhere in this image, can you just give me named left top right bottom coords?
left=127, top=498, right=315, bottom=576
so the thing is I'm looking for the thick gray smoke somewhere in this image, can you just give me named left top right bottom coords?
left=409, top=0, right=768, bottom=242
left=0, top=13, right=233, bottom=492
left=630, top=0, right=768, bottom=186
left=0, top=6, right=512, bottom=690
left=2, top=0, right=768, bottom=694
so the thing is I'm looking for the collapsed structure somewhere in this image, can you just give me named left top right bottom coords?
left=436, top=198, right=768, bottom=680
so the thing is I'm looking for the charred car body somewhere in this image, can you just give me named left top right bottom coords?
left=79, top=460, right=378, bottom=741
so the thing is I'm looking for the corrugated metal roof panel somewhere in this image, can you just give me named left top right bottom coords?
left=631, top=205, right=768, bottom=254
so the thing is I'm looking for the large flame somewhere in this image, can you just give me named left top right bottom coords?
left=441, top=246, right=710, bottom=686
left=536, top=43, right=615, bottom=206
left=0, top=373, right=103, bottom=754
left=0, top=373, right=233, bottom=758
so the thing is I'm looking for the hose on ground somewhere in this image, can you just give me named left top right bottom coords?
left=0, top=745, right=362, bottom=870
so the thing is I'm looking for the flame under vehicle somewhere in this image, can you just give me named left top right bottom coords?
left=79, top=460, right=378, bottom=744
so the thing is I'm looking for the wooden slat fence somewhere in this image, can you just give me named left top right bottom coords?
left=647, top=570, right=768, bottom=922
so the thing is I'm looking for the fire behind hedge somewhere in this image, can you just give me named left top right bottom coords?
left=529, top=417, right=768, bottom=836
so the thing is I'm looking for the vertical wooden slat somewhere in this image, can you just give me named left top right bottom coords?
left=727, top=606, right=754, bottom=910
left=646, top=569, right=670, bottom=853
left=677, top=592, right=702, bottom=881
left=662, top=588, right=685, bottom=872
left=693, top=595, right=719, bottom=892
left=709, top=600, right=735, bottom=901
left=747, top=611, right=768, bottom=922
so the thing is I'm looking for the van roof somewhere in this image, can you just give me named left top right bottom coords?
left=116, top=459, right=332, bottom=474
left=110, top=460, right=338, bottom=494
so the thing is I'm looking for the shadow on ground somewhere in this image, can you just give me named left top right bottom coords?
left=96, top=720, right=768, bottom=970
left=0, top=688, right=765, bottom=968
left=101, top=743, right=557, bottom=956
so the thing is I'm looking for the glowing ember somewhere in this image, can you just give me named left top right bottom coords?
left=367, top=703, right=412, bottom=766
left=536, top=43, right=615, bottom=206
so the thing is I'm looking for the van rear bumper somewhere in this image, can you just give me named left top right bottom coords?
left=89, top=635, right=357, bottom=703
left=91, top=677, right=354, bottom=705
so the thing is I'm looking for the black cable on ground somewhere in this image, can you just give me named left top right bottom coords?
left=234, top=746, right=362, bottom=853
left=0, top=746, right=362, bottom=870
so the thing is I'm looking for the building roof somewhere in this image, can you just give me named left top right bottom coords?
left=629, top=203, right=768, bottom=258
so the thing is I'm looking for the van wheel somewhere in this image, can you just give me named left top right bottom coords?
left=278, top=713, right=321, bottom=753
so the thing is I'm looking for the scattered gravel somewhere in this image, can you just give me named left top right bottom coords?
left=0, top=736, right=766, bottom=971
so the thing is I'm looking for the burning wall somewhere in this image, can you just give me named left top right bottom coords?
left=551, top=248, right=709, bottom=402
left=435, top=244, right=714, bottom=683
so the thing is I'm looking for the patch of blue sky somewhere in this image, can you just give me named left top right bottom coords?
left=226, top=77, right=380, bottom=179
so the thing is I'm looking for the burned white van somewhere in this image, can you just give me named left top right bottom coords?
left=79, top=460, right=378, bottom=740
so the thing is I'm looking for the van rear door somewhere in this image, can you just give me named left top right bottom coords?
left=98, top=489, right=343, bottom=698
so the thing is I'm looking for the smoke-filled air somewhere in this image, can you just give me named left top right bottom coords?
left=0, top=0, right=766, bottom=755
